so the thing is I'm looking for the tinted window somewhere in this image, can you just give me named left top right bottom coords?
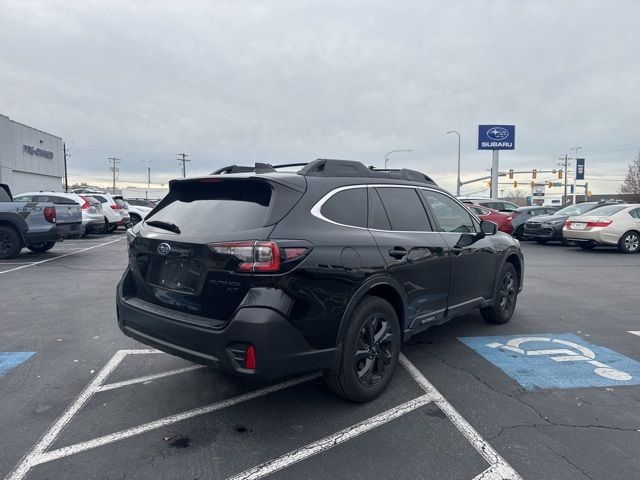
left=422, top=190, right=475, bottom=233
left=470, top=206, right=488, bottom=216
left=555, top=203, right=597, bottom=216
left=630, top=209, right=640, bottom=219
left=148, top=180, right=272, bottom=235
left=13, top=195, right=34, bottom=202
left=320, top=188, right=367, bottom=227
left=376, top=187, right=431, bottom=231
left=92, top=195, right=107, bottom=203
left=368, top=188, right=391, bottom=230
left=115, top=198, right=127, bottom=208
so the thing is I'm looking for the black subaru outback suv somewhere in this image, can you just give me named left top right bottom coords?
left=117, top=159, right=523, bottom=402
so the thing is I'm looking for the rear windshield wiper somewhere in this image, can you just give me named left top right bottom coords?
left=145, top=220, right=181, bottom=234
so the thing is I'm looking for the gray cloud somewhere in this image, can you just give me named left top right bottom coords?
left=1, top=0, right=638, bottom=193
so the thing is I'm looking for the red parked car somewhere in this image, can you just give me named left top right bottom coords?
left=468, top=204, right=513, bottom=235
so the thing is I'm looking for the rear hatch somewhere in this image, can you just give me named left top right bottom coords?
left=127, top=175, right=306, bottom=325
left=35, top=194, right=82, bottom=225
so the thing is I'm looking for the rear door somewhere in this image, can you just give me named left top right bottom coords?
left=367, top=186, right=450, bottom=328
left=420, top=189, right=499, bottom=312
left=129, top=177, right=304, bottom=324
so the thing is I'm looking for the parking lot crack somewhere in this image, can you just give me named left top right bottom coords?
left=544, top=443, right=594, bottom=480
left=425, top=352, right=640, bottom=434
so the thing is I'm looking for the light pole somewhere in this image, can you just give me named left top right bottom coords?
left=447, top=130, right=461, bottom=196
left=571, top=146, right=582, bottom=205
left=384, top=149, right=412, bottom=169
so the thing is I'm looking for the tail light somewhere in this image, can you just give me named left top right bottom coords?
left=111, top=204, right=122, bottom=211
left=564, top=220, right=571, bottom=227
left=209, top=241, right=281, bottom=272
left=79, top=196, right=91, bottom=210
left=44, top=207, right=56, bottom=223
left=586, top=220, right=613, bottom=228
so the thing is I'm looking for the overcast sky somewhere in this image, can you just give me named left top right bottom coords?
left=1, top=0, right=639, bottom=194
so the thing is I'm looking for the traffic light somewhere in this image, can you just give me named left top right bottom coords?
left=532, top=169, right=537, bottom=179
left=513, top=181, right=518, bottom=188
left=547, top=181, right=553, bottom=188
left=488, top=180, right=492, bottom=188
left=558, top=170, right=563, bottom=179
left=509, top=169, right=514, bottom=179
left=530, top=181, right=535, bottom=187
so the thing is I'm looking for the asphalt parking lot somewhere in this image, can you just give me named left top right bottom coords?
left=1, top=233, right=639, bottom=480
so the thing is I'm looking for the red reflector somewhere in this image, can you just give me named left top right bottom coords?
left=244, top=345, right=256, bottom=370
left=283, top=247, right=308, bottom=261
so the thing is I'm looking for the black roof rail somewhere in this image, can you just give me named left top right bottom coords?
left=211, top=159, right=436, bottom=185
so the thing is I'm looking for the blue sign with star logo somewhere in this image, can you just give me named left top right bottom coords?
left=478, top=125, right=515, bottom=150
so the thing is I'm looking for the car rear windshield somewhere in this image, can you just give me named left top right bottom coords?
left=115, top=198, right=127, bottom=207
left=555, top=203, right=597, bottom=216
left=585, top=205, right=626, bottom=216
left=146, top=179, right=274, bottom=235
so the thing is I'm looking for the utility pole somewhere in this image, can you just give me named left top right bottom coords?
left=108, top=156, right=121, bottom=193
left=144, top=159, right=153, bottom=199
left=63, top=143, right=69, bottom=192
left=446, top=131, right=461, bottom=196
left=176, top=153, right=190, bottom=178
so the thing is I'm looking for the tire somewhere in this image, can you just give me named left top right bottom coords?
left=130, top=214, right=142, bottom=226
left=561, top=238, right=575, bottom=247
left=618, top=231, right=640, bottom=254
left=580, top=242, right=596, bottom=250
left=514, top=226, right=525, bottom=240
left=0, top=225, right=22, bottom=259
left=27, top=241, right=56, bottom=253
left=480, top=263, right=518, bottom=325
left=535, top=239, right=548, bottom=244
left=323, top=296, right=401, bottom=403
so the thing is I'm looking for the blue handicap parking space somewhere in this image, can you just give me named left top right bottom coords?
left=0, top=352, right=35, bottom=377
left=459, top=333, right=640, bottom=390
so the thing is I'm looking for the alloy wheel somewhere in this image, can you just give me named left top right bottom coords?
left=499, top=272, right=517, bottom=316
left=353, top=314, right=394, bottom=387
left=625, top=233, right=639, bottom=252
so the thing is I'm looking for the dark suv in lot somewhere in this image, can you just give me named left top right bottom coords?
left=117, top=159, right=524, bottom=402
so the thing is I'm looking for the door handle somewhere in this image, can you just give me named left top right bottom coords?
left=388, top=247, right=407, bottom=259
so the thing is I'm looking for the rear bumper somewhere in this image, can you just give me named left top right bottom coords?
left=562, top=228, right=619, bottom=246
left=56, top=222, right=83, bottom=236
left=116, top=269, right=336, bottom=380
left=24, top=229, right=58, bottom=245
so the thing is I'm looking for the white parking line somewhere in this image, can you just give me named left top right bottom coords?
left=0, top=238, right=124, bottom=275
left=5, top=351, right=522, bottom=480
left=629, top=331, right=640, bottom=337
left=228, top=395, right=432, bottom=480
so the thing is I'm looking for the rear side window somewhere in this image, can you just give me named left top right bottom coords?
left=587, top=205, right=626, bottom=216
left=375, top=187, right=431, bottom=231
left=92, top=195, right=107, bottom=203
left=630, top=208, right=640, bottom=219
left=320, top=188, right=367, bottom=228
left=368, top=188, right=391, bottom=230
left=422, top=190, right=475, bottom=233
left=148, top=180, right=274, bottom=235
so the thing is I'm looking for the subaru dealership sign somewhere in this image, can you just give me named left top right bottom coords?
left=478, top=125, right=515, bottom=150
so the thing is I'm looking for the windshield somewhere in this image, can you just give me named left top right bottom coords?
left=584, top=205, right=626, bottom=216
left=555, top=204, right=597, bottom=216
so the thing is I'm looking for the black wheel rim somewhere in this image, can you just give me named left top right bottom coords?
left=499, top=272, right=517, bottom=316
left=353, top=314, right=394, bottom=387
left=0, top=232, right=12, bottom=255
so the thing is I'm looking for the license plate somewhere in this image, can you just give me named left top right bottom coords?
left=155, top=259, right=202, bottom=292
left=572, top=222, right=586, bottom=230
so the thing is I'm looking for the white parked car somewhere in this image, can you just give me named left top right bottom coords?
left=563, top=203, right=640, bottom=253
left=14, top=191, right=104, bottom=236
left=123, top=201, right=152, bottom=225
left=78, top=192, right=126, bottom=232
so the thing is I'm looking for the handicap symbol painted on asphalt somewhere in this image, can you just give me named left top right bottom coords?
left=459, top=333, right=640, bottom=390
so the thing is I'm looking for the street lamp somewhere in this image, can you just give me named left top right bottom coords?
left=384, top=149, right=412, bottom=169
left=446, top=130, right=461, bottom=196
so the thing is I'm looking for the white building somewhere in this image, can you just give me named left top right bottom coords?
left=0, top=114, right=64, bottom=195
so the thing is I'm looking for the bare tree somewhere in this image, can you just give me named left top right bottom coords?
left=619, top=150, right=640, bottom=202
left=502, top=190, right=528, bottom=206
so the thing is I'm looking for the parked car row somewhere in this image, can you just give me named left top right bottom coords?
left=0, top=183, right=157, bottom=258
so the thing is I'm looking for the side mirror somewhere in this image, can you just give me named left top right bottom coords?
left=480, top=220, right=498, bottom=235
